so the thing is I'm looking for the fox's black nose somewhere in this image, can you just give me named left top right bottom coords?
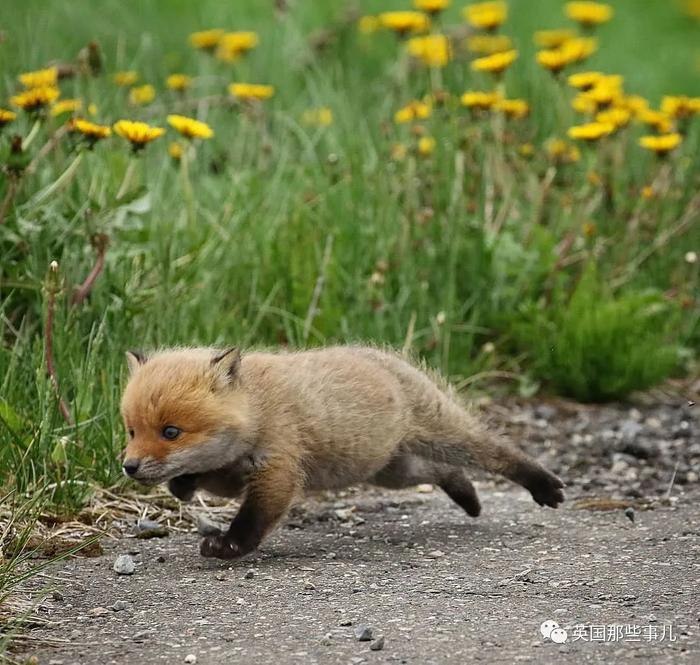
left=123, top=459, right=140, bottom=476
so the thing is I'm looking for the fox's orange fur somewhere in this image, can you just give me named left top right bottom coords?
left=121, top=346, right=564, bottom=559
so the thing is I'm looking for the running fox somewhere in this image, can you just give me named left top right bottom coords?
left=120, top=346, right=564, bottom=559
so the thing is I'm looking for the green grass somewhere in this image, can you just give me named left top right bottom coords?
left=0, top=0, right=699, bottom=514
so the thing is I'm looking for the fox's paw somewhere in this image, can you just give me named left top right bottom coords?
left=527, top=468, right=565, bottom=508
left=200, top=534, right=249, bottom=560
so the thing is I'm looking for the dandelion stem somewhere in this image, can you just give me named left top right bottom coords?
left=0, top=177, right=19, bottom=225
left=71, top=234, right=109, bottom=306
left=116, top=158, right=137, bottom=200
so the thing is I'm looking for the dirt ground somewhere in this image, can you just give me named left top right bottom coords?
left=11, top=397, right=700, bottom=664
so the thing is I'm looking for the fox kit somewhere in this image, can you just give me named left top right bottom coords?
left=121, top=346, right=564, bottom=560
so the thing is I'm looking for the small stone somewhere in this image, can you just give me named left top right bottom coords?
left=135, top=517, right=169, bottom=539
left=52, top=590, right=65, bottom=602
left=110, top=600, right=129, bottom=612
left=624, top=507, right=635, bottom=523
left=215, top=572, right=227, bottom=581
left=304, top=580, right=316, bottom=590
left=113, top=555, right=135, bottom=575
left=416, top=484, right=433, bottom=493
left=184, top=655, right=197, bottom=664
left=244, top=569, right=256, bottom=579
left=426, top=550, right=445, bottom=558
left=88, top=607, right=109, bottom=617
left=370, top=636, right=385, bottom=651
left=133, top=630, right=153, bottom=641
left=354, top=625, right=374, bottom=641
left=339, top=619, right=353, bottom=626
left=196, top=515, right=222, bottom=537
left=156, top=555, right=166, bottom=563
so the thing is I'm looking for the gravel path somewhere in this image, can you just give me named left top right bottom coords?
left=13, top=398, right=700, bottom=664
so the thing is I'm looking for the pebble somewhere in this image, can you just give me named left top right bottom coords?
left=426, top=550, right=445, bottom=558
left=354, top=625, right=374, bottom=641
left=303, top=580, right=316, bottom=590
left=184, top=655, right=197, bottom=664
left=156, top=555, right=166, bottom=563
left=196, top=515, right=222, bottom=537
left=136, top=518, right=161, bottom=531
left=52, top=590, right=65, bottom=602
left=113, top=555, right=135, bottom=575
left=110, top=600, right=129, bottom=612
left=624, top=507, right=635, bottom=523
left=339, top=619, right=353, bottom=626
left=215, top=573, right=227, bottom=581
left=88, top=607, right=109, bottom=617
left=370, top=636, right=385, bottom=651
left=244, top=569, right=256, bottom=579
left=133, top=630, right=154, bottom=641
left=416, top=484, right=433, bottom=493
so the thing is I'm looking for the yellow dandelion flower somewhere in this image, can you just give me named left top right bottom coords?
left=394, top=100, right=432, bottom=124
left=568, top=71, right=603, bottom=90
left=536, top=49, right=572, bottom=74
left=546, top=138, right=581, bottom=163
left=582, top=79, right=622, bottom=107
left=571, top=93, right=598, bottom=115
left=302, top=107, right=333, bottom=127
left=50, top=98, right=82, bottom=117
left=167, top=114, right=214, bottom=140
left=638, top=133, right=682, bottom=155
left=565, top=2, right=614, bottom=27
left=407, top=34, right=452, bottom=67
left=567, top=121, right=614, bottom=141
left=0, top=108, right=18, bottom=126
left=18, top=66, right=58, bottom=89
left=464, top=2, right=508, bottom=31
left=168, top=142, right=184, bottom=161
left=216, top=31, right=259, bottom=63
left=467, top=34, right=513, bottom=55
left=471, top=49, right=518, bottom=75
left=414, top=0, right=449, bottom=15
left=417, top=136, right=436, bottom=156
left=518, top=143, right=535, bottom=157
left=596, top=107, right=630, bottom=129
left=87, top=103, right=98, bottom=117
left=641, top=185, right=655, bottom=200
left=113, top=119, right=166, bottom=151
left=533, top=29, right=576, bottom=49
left=637, top=109, right=674, bottom=134
left=70, top=118, right=112, bottom=144
left=461, top=90, right=501, bottom=110
left=10, top=86, right=60, bottom=112
left=129, top=84, right=156, bottom=106
left=495, top=98, right=530, bottom=119
left=166, top=74, right=193, bottom=91
left=113, top=70, right=138, bottom=87
left=189, top=29, right=225, bottom=50
left=661, top=95, right=700, bottom=120
left=559, top=36, right=598, bottom=62
left=683, top=0, right=700, bottom=18
left=378, top=11, right=431, bottom=35
left=617, top=95, right=649, bottom=116
left=228, top=83, right=275, bottom=101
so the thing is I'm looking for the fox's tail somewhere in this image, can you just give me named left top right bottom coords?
left=405, top=391, right=565, bottom=508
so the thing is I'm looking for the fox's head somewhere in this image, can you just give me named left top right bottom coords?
left=120, top=347, right=252, bottom=485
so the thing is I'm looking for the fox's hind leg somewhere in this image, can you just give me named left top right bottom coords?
left=370, top=454, right=481, bottom=517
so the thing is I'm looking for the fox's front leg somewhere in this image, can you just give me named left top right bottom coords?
left=168, top=474, right=199, bottom=501
left=200, top=458, right=301, bottom=560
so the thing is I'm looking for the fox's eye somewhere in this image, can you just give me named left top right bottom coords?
left=128, top=428, right=135, bottom=439
left=162, top=426, right=181, bottom=440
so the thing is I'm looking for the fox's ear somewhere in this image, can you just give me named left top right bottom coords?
left=126, top=350, right=148, bottom=374
left=211, top=347, right=241, bottom=386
